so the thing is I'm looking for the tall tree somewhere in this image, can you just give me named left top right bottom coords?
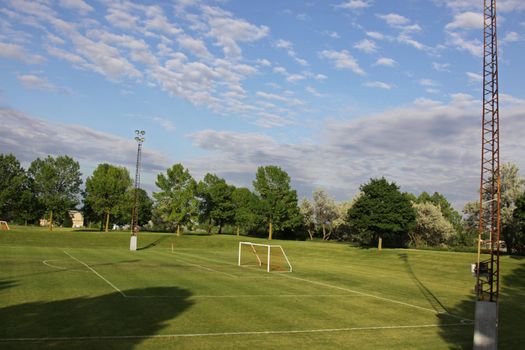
left=312, top=189, right=338, bottom=240
left=346, top=178, right=416, bottom=247
left=28, top=155, right=82, bottom=230
left=0, top=154, right=37, bottom=223
left=417, top=191, right=462, bottom=231
left=112, top=188, right=153, bottom=227
left=507, top=192, right=525, bottom=255
left=463, top=162, right=525, bottom=243
left=84, top=164, right=132, bottom=232
left=299, top=198, right=315, bottom=240
left=253, top=166, right=302, bottom=240
left=411, top=201, right=455, bottom=247
left=197, top=173, right=235, bottom=234
left=153, top=163, right=197, bottom=234
left=232, top=187, right=263, bottom=236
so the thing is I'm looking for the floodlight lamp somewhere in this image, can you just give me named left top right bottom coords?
left=140, top=130, right=145, bottom=135
left=135, top=137, right=140, bottom=141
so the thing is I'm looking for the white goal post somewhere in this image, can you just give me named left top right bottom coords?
left=238, top=241, right=293, bottom=272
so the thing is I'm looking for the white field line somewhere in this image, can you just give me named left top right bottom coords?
left=62, top=251, right=127, bottom=298
left=170, top=250, right=473, bottom=322
left=125, top=293, right=367, bottom=299
left=155, top=250, right=237, bottom=278
left=0, top=322, right=472, bottom=343
left=42, top=259, right=87, bottom=272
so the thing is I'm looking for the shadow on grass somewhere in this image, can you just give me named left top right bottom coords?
left=0, top=286, right=193, bottom=349
left=437, top=258, right=525, bottom=349
left=0, top=280, right=17, bottom=291
left=399, top=253, right=449, bottom=314
left=137, top=235, right=172, bottom=250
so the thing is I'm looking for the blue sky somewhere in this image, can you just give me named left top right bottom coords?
left=1, top=0, right=524, bottom=210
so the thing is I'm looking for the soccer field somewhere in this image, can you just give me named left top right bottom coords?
left=1, top=228, right=524, bottom=349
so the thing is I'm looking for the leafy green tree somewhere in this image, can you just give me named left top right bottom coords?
left=346, top=178, right=416, bottom=247
left=0, top=154, right=38, bottom=223
left=231, top=187, right=263, bottom=236
left=253, top=166, right=302, bottom=240
left=84, top=164, right=132, bottom=232
left=28, top=155, right=82, bottom=230
left=312, top=188, right=338, bottom=240
left=299, top=198, right=315, bottom=240
left=500, top=163, right=525, bottom=226
left=507, top=192, right=525, bottom=255
left=332, top=199, right=357, bottom=241
left=114, top=188, right=153, bottom=227
left=463, top=162, right=525, bottom=245
left=410, top=201, right=455, bottom=247
left=153, top=163, right=197, bottom=234
left=197, top=173, right=235, bottom=234
left=417, top=191, right=462, bottom=231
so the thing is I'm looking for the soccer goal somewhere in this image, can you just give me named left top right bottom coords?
left=238, top=241, right=293, bottom=272
left=0, top=221, right=9, bottom=230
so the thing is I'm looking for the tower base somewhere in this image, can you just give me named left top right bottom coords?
left=473, top=300, right=498, bottom=350
left=130, top=235, right=137, bottom=251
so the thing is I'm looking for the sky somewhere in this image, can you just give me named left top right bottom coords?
left=1, top=0, right=524, bottom=211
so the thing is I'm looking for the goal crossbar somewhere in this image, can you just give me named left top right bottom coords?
left=238, top=241, right=293, bottom=272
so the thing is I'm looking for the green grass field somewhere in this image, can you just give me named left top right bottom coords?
left=1, top=227, right=524, bottom=349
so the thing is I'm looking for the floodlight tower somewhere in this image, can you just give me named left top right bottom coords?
left=473, top=1, right=501, bottom=349
left=130, top=129, right=145, bottom=251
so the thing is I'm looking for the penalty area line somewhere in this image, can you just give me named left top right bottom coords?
left=62, top=250, right=127, bottom=298
left=0, top=323, right=473, bottom=342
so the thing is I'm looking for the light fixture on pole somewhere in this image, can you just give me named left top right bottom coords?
left=130, top=129, right=145, bottom=251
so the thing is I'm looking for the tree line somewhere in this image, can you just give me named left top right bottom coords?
left=1, top=153, right=524, bottom=254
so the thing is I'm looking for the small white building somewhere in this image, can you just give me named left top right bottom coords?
left=68, top=211, right=84, bottom=228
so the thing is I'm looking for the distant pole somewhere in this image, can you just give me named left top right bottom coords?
left=130, top=130, right=145, bottom=251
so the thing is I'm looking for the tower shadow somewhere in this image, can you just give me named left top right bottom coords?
left=0, top=286, right=193, bottom=349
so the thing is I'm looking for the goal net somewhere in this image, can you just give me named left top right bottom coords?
left=238, top=241, right=292, bottom=272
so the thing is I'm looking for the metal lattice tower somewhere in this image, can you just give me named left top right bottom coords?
left=131, top=130, right=145, bottom=236
left=475, top=0, right=501, bottom=304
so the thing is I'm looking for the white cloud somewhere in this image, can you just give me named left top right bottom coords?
left=446, top=31, right=483, bottom=56
left=336, top=0, right=373, bottom=10
left=315, top=74, right=328, bottom=81
left=0, top=42, right=45, bottom=64
left=419, top=79, right=439, bottom=87
left=256, top=91, right=303, bottom=106
left=177, top=35, right=211, bottom=58
left=306, top=85, right=323, bottom=97
left=287, top=74, right=306, bottom=83
left=257, top=58, right=271, bottom=66
left=0, top=108, right=169, bottom=172
left=59, top=0, right=93, bottom=14
left=204, top=6, right=269, bottom=58
left=466, top=71, right=483, bottom=83
left=319, top=50, right=365, bottom=75
left=446, top=12, right=483, bottom=30
left=17, top=74, right=57, bottom=91
left=364, top=81, right=394, bottom=90
left=366, top=31, right=385, bottom=40
left=152, top=117, right=176, bottom=132
left=185, top=95, right=525, bottom=208
left=502, top=31, right=521, bottom=43
left=275, top=39, right=309, bottom=66
left=374, top=57, right=396, bottom=67
left=432, top=62, right=450, bottom=72
left=354, top=39, right=378, bottom=53
left=377, top=13, right=409, bottom=26
left=328, top=31, right=341, bottom=39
